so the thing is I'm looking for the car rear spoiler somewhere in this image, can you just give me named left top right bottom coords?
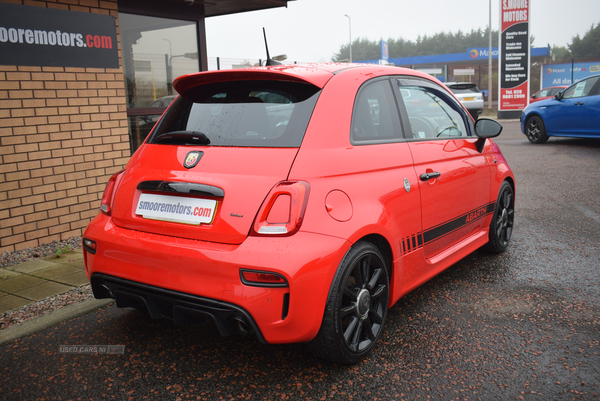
left=173, top=68, right=333, bottom=98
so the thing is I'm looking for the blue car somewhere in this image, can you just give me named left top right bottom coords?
left=521, top=75, right=600, bottom=143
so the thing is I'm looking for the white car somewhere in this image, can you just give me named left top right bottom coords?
left=445, top=82, right=484, bottom=120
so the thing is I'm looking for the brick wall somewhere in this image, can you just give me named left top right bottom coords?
left=0, top=0, right=128, bottom=253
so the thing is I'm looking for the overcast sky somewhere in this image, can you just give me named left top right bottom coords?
left=204, top=0, right=600, bottom=64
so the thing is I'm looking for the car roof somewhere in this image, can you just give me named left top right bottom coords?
left=173, top=63, right=439, bottom=98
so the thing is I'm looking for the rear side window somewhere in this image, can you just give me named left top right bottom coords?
left=351, top=79, right=403, bottom=144
left=148, top=80, right=321, bottom=147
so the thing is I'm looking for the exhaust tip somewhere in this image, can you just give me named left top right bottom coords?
left=230, top=315, right=253, bottom=336
left=101, top=284, right=115, bottom=298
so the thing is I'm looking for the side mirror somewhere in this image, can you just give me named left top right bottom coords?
left=474, top=118, right=503, bottom=153
left=475, top=118, right=503, bottom=139
left=555, top=91, right=564, bottom=100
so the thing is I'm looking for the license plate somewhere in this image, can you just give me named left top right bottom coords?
left=135, top=193, right=217, bottom=225
left=463, top=97, right=475, bottom=101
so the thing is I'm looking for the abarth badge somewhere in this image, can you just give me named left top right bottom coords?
left=183, top=151, right=203, bottom=169
left=404, top=178, right=411, bottom=193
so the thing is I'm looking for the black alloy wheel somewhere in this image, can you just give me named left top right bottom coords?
left=309, top=241, right=389, bottom=364
left=483, top=181, right=515, bottom=253
left=525, top=115, right=549, bottom=144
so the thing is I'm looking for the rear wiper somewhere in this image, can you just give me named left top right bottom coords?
left=153, top=131, right=211, bottom=145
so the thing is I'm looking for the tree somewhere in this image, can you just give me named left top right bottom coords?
left=332, top=28, right=499, bottom=62
left=569, top=23, right=600, bottom=58
left=552, top=45, right=571, bottom=61
left=333, top=37, right=379, bottom=62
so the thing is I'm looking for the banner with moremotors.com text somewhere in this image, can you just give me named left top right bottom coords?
left=0, top=3, right=118, bottom=68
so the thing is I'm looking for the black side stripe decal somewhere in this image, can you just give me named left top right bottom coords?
left=400, top=202, right=495, bottom=256
left=423, top=202, right=495, bottom=245
left=401, top=233, right=424, bottom=255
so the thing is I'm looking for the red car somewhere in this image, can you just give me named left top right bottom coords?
left=83, top=63, right=515, bottom=364
left=530, top=85, right=567, bottom=103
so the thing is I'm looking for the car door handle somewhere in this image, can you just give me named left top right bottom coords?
left=420, top=172, right=441, bottom=181
left=575, top=102, right=585, bottom=106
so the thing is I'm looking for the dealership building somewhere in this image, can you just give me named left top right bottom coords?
left=0, top=0, right=292, bottom=253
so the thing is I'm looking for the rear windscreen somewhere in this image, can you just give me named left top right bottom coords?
left=148, top=80, right=321, bottom=147
left=447, top=84, right=480, bottom=94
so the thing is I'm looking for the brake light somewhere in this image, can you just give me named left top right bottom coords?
left=100, top=170, right=125, bottom=216
left=251, top=181, right=310, bottom=236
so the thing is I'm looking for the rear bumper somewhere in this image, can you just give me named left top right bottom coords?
left=83, top=214, right=350, bottom=344
left=91, top=273, right=268, bottom=342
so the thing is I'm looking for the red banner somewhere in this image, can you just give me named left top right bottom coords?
left=500, top=81, right=528, bottom=110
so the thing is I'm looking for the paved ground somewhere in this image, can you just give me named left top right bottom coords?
left=0, top=251, right=88, bottom=314
left=0, top=121, right=598, bottom=400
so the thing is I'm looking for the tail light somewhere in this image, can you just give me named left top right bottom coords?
left=251, top=181, right=310, bottom=236
left=100, top=170, right=125, bottom=216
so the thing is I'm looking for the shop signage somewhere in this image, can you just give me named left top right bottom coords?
left=542, top=61, right=600, bottom=87
left=467, top=48, right=499, bottom=60
left=380, top=40, right=389, bottom=61
left=0, top=3, right=118, bottom=68
left=498, top=0, right=530, bottom=112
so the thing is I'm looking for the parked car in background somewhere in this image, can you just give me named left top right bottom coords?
left=444, top=82, right=484, bottom=120
left=83, top=63, right=514, bottom=364
left=521, top=75, right=600, bottom=143
left=529, top=86, right=567, bottom=103
left=141, top=95, right=178, bottom=125
left=149, top=95, right=177, bottom=108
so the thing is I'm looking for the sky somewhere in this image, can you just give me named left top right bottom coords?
left=204, top=0, right=600, bottom=65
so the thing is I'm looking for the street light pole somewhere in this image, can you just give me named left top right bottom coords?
left=163, top=39, right=173, bottom=95
left=344, top=14, right=352, bottom=63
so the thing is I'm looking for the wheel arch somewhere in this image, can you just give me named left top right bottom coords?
left=524, top=112, right=549, bottom=135
left=320, top=232, right=394, bottom=315
left=524, top=111, right=544, bottom=123
left=359, top=233, right=394, bottom=280
left=501, top=175, right=515, bottom=196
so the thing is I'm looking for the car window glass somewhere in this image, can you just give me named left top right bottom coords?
left=396, top=82, right=468, bottom=139
left=562, top=76, right=600, bottom=99
left=447, top=84, right=480, bottom=94
left=351, top=80, right=403, bottom=144
left=148, top=81, right=320, bottom=147
left=535, top=89, right=548, bottom=98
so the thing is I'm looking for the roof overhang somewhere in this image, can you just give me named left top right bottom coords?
left=119, top=0, right=293, bottom=20
left=202, top=0, right=293, bottom=18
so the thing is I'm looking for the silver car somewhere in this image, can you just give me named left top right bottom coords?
left=445, top=82, right=484, bottom=120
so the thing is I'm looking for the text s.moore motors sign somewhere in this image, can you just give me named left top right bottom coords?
left=499, top=0, right=530, bottom=112
left=0, top=3, right=118, bottom=68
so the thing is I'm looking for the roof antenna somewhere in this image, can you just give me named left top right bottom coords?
left=263, top=27, right=281, bottom=66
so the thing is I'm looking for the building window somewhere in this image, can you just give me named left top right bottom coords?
left=119, top=13, right=200, bottom=151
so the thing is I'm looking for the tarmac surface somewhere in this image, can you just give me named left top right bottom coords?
left=0, top=121, right=598, bottom=400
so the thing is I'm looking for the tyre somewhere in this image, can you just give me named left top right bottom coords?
left=525, top=116, right=549, bottom=144
left=483, top=181, right=514, bottom=253
left=308, top=241, right=389, bottom=364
